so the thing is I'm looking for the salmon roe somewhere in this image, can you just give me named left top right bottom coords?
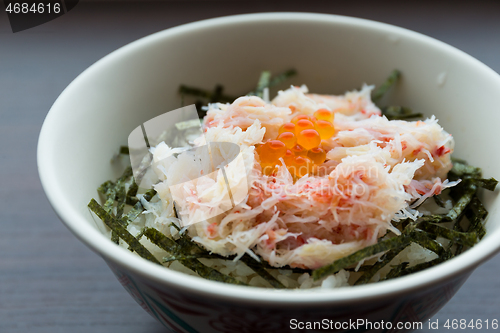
left=257, top=111, right=335, bottom=180
left=257, top=140, right=286, bottom=164
left=295, top=119, right=315, bottom=133
left=292, top=156, right=312, bottom=178
left=314, top=120, right=335, bottom=140
left=283, top=149, right=295, bottom=166
left=277, top=132, right=297, bottom=149
left=291, top=144, right=307, bottom=156
left=297, top=129, right=321, bottom=150
left=279, top=122, right=296, bottom=134
left=291, top=114, right=310, bottom=124
left=307, top=147, right=327, bottom=164
left=313, top=108, right=334, bottom=123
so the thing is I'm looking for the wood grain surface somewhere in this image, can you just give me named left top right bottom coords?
left=1, top=1, right=499, bottom=332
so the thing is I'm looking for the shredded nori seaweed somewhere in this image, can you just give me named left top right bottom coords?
left=88, top=199, right=161, bottom=265
left=410, top=229, right=446, bottom=257
left=372, top=69, right=400, bottom=103
left=178, top=85, right=235, bottom=104
left=433, top=194, right=446, bottom=208
left=372, top=70, right=423, bottom=120
left=143, top=228, right=247, bottom=285
left=419, top=222, right=477, bottom=247
left=381, top=106, right=423, bottom=120
left=354, top=249, right=403, bottom=285
left=179, top=69, right=297, bottom=119
left=312, top=228, right=415, bottom=280
left=119, top=146, right=129, bottom=155
left=383, top=262, right=409, bottom=281
left=397, top=253, right=452, bottom=277
left=249, top=70, right=271, bottom=98
left=97, top=167, right=133, bottom=244
left=269, top=69, right=297, bottom=87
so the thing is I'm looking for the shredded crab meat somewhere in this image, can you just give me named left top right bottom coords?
left=204, top=96, right=291, bottom=140
left=150, top=85, right=455, bottom=269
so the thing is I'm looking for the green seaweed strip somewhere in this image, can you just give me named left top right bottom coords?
left=433, top=194, right=446, bottom=208
left=98, top=180, right=114, bottom=195
left=239, top=256, right=286, bottom=289
left=466, top=196, right=488, bottom=240
left=169, top=221, right=181, bottom=231
left=143, top=227, right=181, bottom=253
left=466, top=209, right=486, bottom=240
left=252, top=71, right=271, bottom=98
left=453, top=216, right=465, bottom=232
left=162, top=254, right=211, bottom=263
left=143, top=189, right=157, bottom=201
left=101, top=166, right=132, bottom=202
left=126, top=201, right=145, bottom=223
left=171, top=233, right=287, bottom=286
left=418, top=222, right=477, bottom=247
left=450, top=214, right=467, bottom=254
left=126, top=196, right=139, bottom=206
left=444, top=182, right=477, bottom=222
left=167, top=230, right=286, bottom=288
left=110, top=231, right=120, bottom=244
left=99, top=167, right=133, bottom=243
left=119, top=146, right=129, bottom=155
left=179, top=85, right=235, bottom=103
left=354, top=248, right=403, bottom=285
left=103, top=186, right=116, bottom=213
left=398, top=253, right=452, bottom=277
left=394, top=214, right=447, bottom=229
left=469, top=195, right=488, bottom=219
left=175, top=234, right=204, bottom=255
left=372, top=69, right=401, bottom=103
left=118, top=166, right=133, bottom=182
left=88, top=199, right=161, bottom=265
left=411, top=230, right=446, bottom=256
left=186, top=259, right=247, bottom=286
left=268, top=69, right=297, bottom=87
left=245, top=256, right=310, bottom=274
left=124, top=189, right=157, bottom=224
left=127, top=181, right=138, bottom=198
left=449, top=161, right=482, bottom=178
left=475, top=178, right=498, bottom=191
left=312, top=232, right=412, bottom=281
left=210, top=84, right=224, bottom=103
left=383, top=262, right=409, bottom=281
left=116, top=186, right=127, bottom=218
left=419, top=214, right=448, bottom=224
left=195, top=100, right=205, bottom=119
left=381, top=106, right=423, bottom=120
left=180, top=69, right=295, bottom=118
left=248, top=69, right=297, bottom=96
left=143, top=228, right=247, bottom=285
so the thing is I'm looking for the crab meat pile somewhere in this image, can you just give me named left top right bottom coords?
left=152, top=85, right=455, bottom=269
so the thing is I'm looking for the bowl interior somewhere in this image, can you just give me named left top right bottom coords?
left=38, top=13, right=500, bottom=303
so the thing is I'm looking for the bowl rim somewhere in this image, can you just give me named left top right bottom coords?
left=38, top=12, right=500, bottom=306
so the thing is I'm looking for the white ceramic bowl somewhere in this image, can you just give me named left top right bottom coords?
left=38, top=13, right=500, bottom=333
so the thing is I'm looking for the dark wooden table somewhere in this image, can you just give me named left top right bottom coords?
left=1, top=1, right=499, bottom=332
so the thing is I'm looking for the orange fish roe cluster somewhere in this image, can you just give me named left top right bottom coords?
left=257, top=110, right=335, bottom=178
